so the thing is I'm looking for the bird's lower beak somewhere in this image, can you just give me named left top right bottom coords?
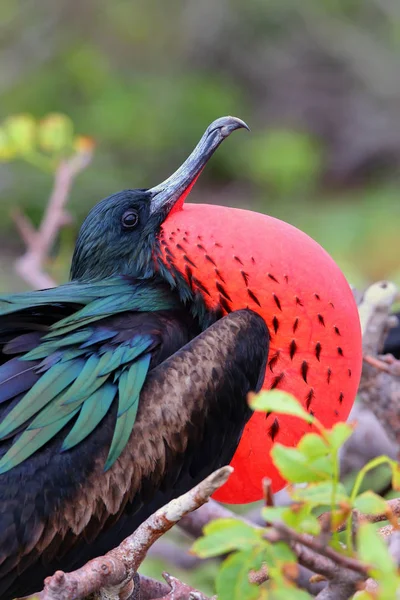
left=148, top=116, right=249, bottom=219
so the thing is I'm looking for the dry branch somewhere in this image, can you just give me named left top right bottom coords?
left=26, top=467, right=232, bottom=600
left=13, top=147, right=92, bottom=290
left=357, top=280, right=400, bottom=447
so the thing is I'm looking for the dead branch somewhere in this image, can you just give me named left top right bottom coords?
left=265, top=522, right=369, bottom=577
left=138, top=572, right=214, bottom=600
left=357, top=280, right=400, bottom=448
left=13, top=147, right=93, bottom=290
left=25, top=466, right=232, bottom=600
left=157, top=572, right=214, bottom=600
left=319, top=497, right=400, bottom=533
left=266, top=522, right=367, bottom=600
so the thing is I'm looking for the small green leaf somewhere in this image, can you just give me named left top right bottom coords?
left=297, top=433, right=329, bottom=459
left=391, top=461, right=400, bottom=491
left=271, top=444, right=332, bottom=483
left=267, top=541, right=297, bottom=564
left=216, top=548, right=265, bottom=600
left=249, top=390, right=314, bottom=424
left=292, top=481, right=349, bottom=508
left=357, top=523, right=396, bottom=574
left=269, top=585, right=313, bottom=600
left=0, top=127, right=17, bottom=161
left=326, top=422, right=354, bottom=451
left=262, top=506, right=286, bottom=523
left=191, top=518, right=262, bottom=558
left=354, top=491, right=388, bottom=515
left=38, top=113, right=74, bottom=153
left=262, top=505, right=320, bottom=536
left=4, top=114, right=36, bottom=154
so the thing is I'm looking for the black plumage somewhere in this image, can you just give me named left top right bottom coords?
left=0, top=300, right=268, bottom=599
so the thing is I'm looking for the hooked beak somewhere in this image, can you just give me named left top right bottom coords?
left=148, top=116, right=249, bottom=217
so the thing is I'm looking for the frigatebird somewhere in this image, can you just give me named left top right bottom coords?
left=0, top=117, right=362, bottom=598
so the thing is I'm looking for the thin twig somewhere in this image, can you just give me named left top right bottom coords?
left=319, top=497, right=400, bottom=533
left=357, top=280, right=400, bottom=446
left=265, top=522, right=369, bottom=577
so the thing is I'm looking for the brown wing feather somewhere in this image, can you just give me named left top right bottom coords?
left=1, top=309, right=269, bottom=599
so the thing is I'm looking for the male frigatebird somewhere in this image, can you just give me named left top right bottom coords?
left=0, top=117, right=362, bottom=599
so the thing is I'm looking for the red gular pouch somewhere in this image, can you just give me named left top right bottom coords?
left=158, top=204, right=362, bottom=503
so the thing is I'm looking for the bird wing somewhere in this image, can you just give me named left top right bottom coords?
left=0, top=277, right=186, bottom=474
left=0, top=308, right=269, bottom=600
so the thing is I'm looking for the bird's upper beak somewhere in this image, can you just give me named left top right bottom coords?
left=148, top=116, right=249, bottom=219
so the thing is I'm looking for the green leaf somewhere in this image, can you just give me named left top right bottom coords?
left=216, top=548, right=265, bottom=600
left=0, top=127, right=17, bottom=161
left=354, top=491, right=388, bottom=515
left=262, top=506, right=286, bottom=523
left=271, top=444, right=332, bottom=483
left=262, top=505, right=320, bottom=536
left=4, top=114, right=36, bottom=154
left=249, top=390, right=314, bottom=424
left=292, top=481, right=349, bottom=508
left=38, top=113, right=74, bottom=153
left=269, top=585, right=313, bottom=599
left=266, top=541, right=297, bottom=564
left=391, top=461, right=400, bottom=491
left=326, top=422, right=354, bottom=451
left=357, top=523, right=396, bottom=574
left=297, top=433, right=329, bottom=459
left=191, top=519, right=262, bottom=558
left=269, top=585, right=313, bottom=600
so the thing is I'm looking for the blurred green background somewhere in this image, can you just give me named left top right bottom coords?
left=1, top=0, right=400, bottom=295
left=1, top=1, right=400, bottom=592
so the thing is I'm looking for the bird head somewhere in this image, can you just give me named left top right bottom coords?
left=70, top=116, right=248, bottom=282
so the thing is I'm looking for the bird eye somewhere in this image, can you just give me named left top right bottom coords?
left=121, top=210, right=139, bottom=229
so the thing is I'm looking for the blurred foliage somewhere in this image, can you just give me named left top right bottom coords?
left=0, top=112, right=93, bottom=167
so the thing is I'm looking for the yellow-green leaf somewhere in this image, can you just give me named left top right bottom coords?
left=249, top=390, right=313, bottom=423
left=271, top=444, right=332, bottom=483
left=4, top=114, right=36, bottom=154
left=292, top=481, right=349, bottom=508
left=269, top=585, right=313, bottom=600
left=326, top=422, right=354, bottom=451
left=0, top=128, right=17, bottom=161
left=391, top=462, right=400, bottom=491
left=262, top=505, right=320, bottom=536
left=297, top=433, right=329, bottom=459
left=38, top=113, right=74, bottom=153
left=216, top=548, right=265, bottom=600
left=354, top=491, right=387, bottom=515
left=191, top=518, right=262, bottom=558
left=357, top=523, right=396, bottom=575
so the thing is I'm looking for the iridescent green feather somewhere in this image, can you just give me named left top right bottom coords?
left=0, top=409, right=80, bottom=474
left=0, top=359, right=85, bottom=438
left=104, top=354, right=151, bottom=470
left=61, top=383, right=117, bottom=451
left=0, top=277, right=176, bottom=474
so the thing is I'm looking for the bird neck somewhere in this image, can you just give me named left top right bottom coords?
left=154, top=249, right=221, bottom=331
